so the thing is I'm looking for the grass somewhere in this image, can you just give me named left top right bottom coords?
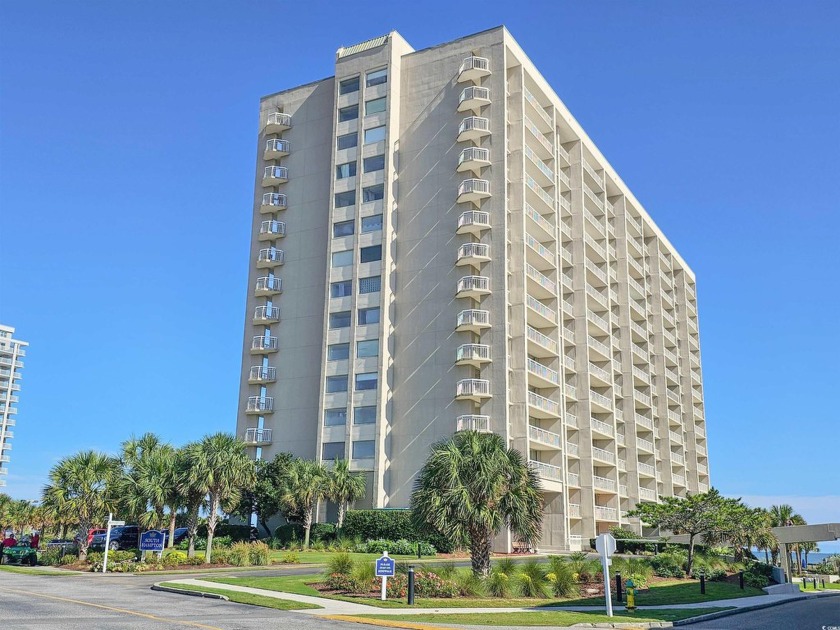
left=208, top=574, right=322, bottom=596
left=268, top=551, right=430, bottom=565
left=0, top=565, right=71, bottom=576
left=351, top=607, right=733, bottom=626
left=557, top=580, right=765, bottom=606
left=799, top=580, right=840, bottom=591
left=157, top=581, right=321, bottom=610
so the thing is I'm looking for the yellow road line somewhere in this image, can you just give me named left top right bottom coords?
left=5, top=587, right=224, bottom=630
left=322, top=614, right=453, bottom=630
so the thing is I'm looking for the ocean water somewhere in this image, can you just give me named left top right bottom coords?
left=751, top=549, right=837, bottom=565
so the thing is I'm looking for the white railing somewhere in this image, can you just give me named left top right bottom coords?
left=523, top=86, right=552, bottom=128
left=525, top=233, right=555, bottom=264
left=626, top=212, right=643, bottom=234
left=673, top=474, right=686, bottom=487
left=254, top=305, right=280, bottom=321
left=639, top=487, right=657, bottom=501
left=457, top=275, right=490, bottom=293
left=526, top=295, right=556, bottom=323
left=619, top=483, right=628, bottom=495
left=557, top=168, right=571, bottom=188
left=456, top=344, right=491, bottom=362
left=593, top=476, right=616, bottom=492
left=459, top=86, right=490, bottom=105
left=562, top=325, right=575, bottom=343
left=587, top=310, right=609, bottom=332
left=525, top=175, right=555, bottom=209
left=637, top=437, right=655, bottom=453
left=561, top=271, right=574, bottom=288
left=457, top=242, right=490, bottom=261
left=524, top=144, right=554, bottom=181
left=563, top=354, right=576, bottom=370
left=664, top=348, right=679, bottom=365
left=668, top=409, right=681, bottom=423
left=568, top=503, right=581, bottom=517
left=458, top=146, right=490, bottom=166
left=524, top=116, right=553, bottom=154
left=632, top=344, right=648, bottom=362
left=246, top=396, right=274, bottom=412
left=556, top=142, right=570, bottom=164
left=456, top=379, right=491, bottom=397
left=562, top=298, right=574, bottom=314
left=669, top=430, right=683, bottom=444
left=588, top=362, right=610, bottom=382
left=255, top=277, right=282, bottom=293
left=526, top=263, right=556, bottom=294
left=565, top=383, right=577, bottom=398
left=632, top=366, right=649, bottom=382
left=592, top=446, right=615, bottom=464
left=558, top=194, right=571, bottom=213
left=667, top=389, right=681, bottom=403
left=249, top=366, right=276, bottom=382
left=265, top=138, right=290, bottom=153
left=457, top=308, right=490, bottom=328
left=587, top=335, right=611, bottom=357
left=529, top=425, right=562, bottom=448
left=628, top=256, right=644, bottom=276
left=697, top=463, right=708, bottom=474
left=672, top=451, right=685, bottom=465
left=595, top=506, right=618, bottom=520
left=457, top=210, right=490, bottom=231
left=459, top=56, right=490, bottom=75
left=528, top=358, right=559, bottom=385
left=629, top=321, right=647, bottom=339
left=567, top=472, right=580, bottom=486
left=585, top=285, right=608, bottom=308
left=260, top=220, right=286, bottom=237
left=634, top=390, right=652, bottom=407
left=458, top=116, right=490, bottom=136
left=527, top=391, right=559, bottom=415
left=530, top=460, right=563, bottom=482
left=527, top=326, right=558, bottom=354
left=458, top=178, right=490, bottom=196
left=261, top=192, right=288, bottom=208
left=456, top=414, right=491, bottom=432
left=590, top=390, right=612, bottom=409
left=266, top=112, right=292, bottom=128
left=263, top=165, right=288, bottom=180
left=567, top=442, right=579, bottom=456
left=258, top=248, right=285, bottom=264
left=585, top=260, right=608, bottom=284
left=244, top=428, right=273, bottom=444
left=629, top=276, right=646, bottom=297
left=583, top=185, right=605, bottom=212
left=251, top=336, right=278, bottom=351
left=582, top=159, right=602, bottom=184
left=525, top=203, right=555, bottom=236
left=591, top=417, right=614, bottom=436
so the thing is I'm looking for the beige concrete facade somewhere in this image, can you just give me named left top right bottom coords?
left=237, top=27, right=711, bottom=550
left=0, top=324, right=27, bottom=488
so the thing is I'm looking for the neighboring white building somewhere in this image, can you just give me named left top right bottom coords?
left=236, top=27, right=710, bottom=550
left=0, top=325, right=27, bottom=488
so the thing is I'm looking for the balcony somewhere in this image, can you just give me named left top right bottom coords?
left=634, top=390, right=652, bottom=408
left=456, top=275, right=490, bottom=299
left=458, top=86, right=491, bottom=112
left=526, top=295, right=557, bottom=327
left=593, top=476, right=617, bottom=492
left=255, top=276, right=282, bottom=296
left=568, top=503, right=581, bottom=518
left=526, top=175, right=555, bottom=211
left=637, top=437, right=655, bottom=454
left=584, top=232, right=607, bottom=261
left=525, top=233, right=555, bottom=271
left=697, top=462, right=709, bottom=475
left=639, top=486, right=657, bottom=501
left=564, top=382, right=577, bottom=400
left=529, top=425, right=562, bottom=450
left=527, top=391, right=560, bottom=418
left=567, top=441, right=579, bottom=457
left=526, top=263, right=556, bottom=298
left=253, top=305, right=280, bottom=324
left=587, top=335, right=610, bottom=360
left=456, top=210, right=491, bottom=235
left=585, top=285, right=608, bottom=309
left=672, top=451, right=686, bottom=465
left=246, top=396, right=274, bottom=414
left=669, top=430, right=683, bottom=445
left=456, top=378, right=491, bottom=402
left=529, top=460, right=564, bottom=491
left=587, top=310, right=609, bottom=335
left=260, top=192, right=288, bottom=213
left=257, top=247, right=285, bottom=268
left=457, top=56, right=491, bottom=82
left=632, top=365, right=649, bottom=385
left=457, top=116, right=491, bottom=142
left=524, top=87, right=553, bottom=131
left=262, top=165, right=288, bottom=186
left=592, top=446, right=616, bottom=464
left=250, top=335, right=279, bottom=354
left=588, top=362, right=611, bottom=385
left=527, top=326, right=557, bottom=357
left=265, top=112, right=291, bottom=134
left=567, top=472, right=580, bottom=487
left=456, top=414, right=491, bottom=432
left=590, top=390, right=613, bottom=411
left=666, top=389, right=681, bottom=404
left=264, top=138, right=290, bottom=160
left=456, top=242, right=491, bottom=268
left=456, top=343, right=491, bottom=367
left=244, top=428, right=273, bottom=446
left=456, top=309, right=490, bottom=333
left=525, top=203, right=555, bottom=242
left=259, top=220, right=286, bottom=241
left=525, top=144, right=554, bottom=186
left=527, top=358, right=559, bottom=388
left=524, top=117, right=553, bottom=159
left=457, top=147, right=491, bottom=174
left=590, top=417, right=614, bottom=437
left=248, top=366, right=277, bottom=383
left=673, top=473, right=687, bottom=487
left=595, top=506, right=618, bottom=521
left=457, top=178, right=491, bottom=205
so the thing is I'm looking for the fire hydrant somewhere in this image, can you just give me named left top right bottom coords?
left=625, top=578, right=636, bottom=613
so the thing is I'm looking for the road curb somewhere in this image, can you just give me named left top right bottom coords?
left=671, top=592, right=840, bottom=626
left=323, top=615, right=454, bottom=630
left=150, top=583, right=229, bottom=600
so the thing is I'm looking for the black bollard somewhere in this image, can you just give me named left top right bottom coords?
left=739, top=571, right=744, bottom=590
left=615, top=572, right=623, bottom=603
left=407, top=565, right=415, bottom=605
left=700, top=572, right=706, bottom=595
left=821, top=579, right=826, bottom=588
left=417, top=543, right=421, bottom=559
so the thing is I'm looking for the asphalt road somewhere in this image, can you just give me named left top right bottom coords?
left=0, top=571, right=370, bottom=630
left=681, top=596, right=840, bottom=630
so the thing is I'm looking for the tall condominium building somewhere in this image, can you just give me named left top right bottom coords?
left=0, top=325, right=27, bottom=488
left=236, top=27, right=710, bottom=550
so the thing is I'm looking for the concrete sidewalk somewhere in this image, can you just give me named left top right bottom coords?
left=164, top=577, right=840, bottom=617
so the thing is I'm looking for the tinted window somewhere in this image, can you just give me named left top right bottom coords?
left=355, top=373, right=378, bottom=391
left=339, top=77, right=359, bottom=94
left=337, top=133, right=358, bottom=150
left=360, top=245, right=382, bottom=263
left=336, top=162, right=357, bottom=179
left=359, top=276, right=381, bottom=294
left=352, top=440, right=376, bottom=458
left=324, top=408, right=347, bottom=426
left=322, top=441, right=345, bottom=460
left=364, top=126, right=386, bottom=144
left=330, top=280, right=352, bottom=298
left=332, top=250, right=353, bottom=267
left=363, top=155, right=385, bottom=172
left=333, top=220, right=354, bottom=238
left=361, top=214, right=383, bottom=233
left=329, top=311, right=351, bottom=329
left=328, top=343, right=350, bottom=361
left=354, top=406, right=376, bottom=425
left=335, top=190, right=356, bottom=208
left=357, top=339, right=379, bottom=357
left=362, top=184, right=384, bottom=203
left=366, top=68, right=387, bottom=87
left=325, top=375, right=348, bottom=393
left=338, top=104, right=358, bottom=122
left=365, top=97, right=386, bottom=115
left=358, top=307, right=380, bottom=325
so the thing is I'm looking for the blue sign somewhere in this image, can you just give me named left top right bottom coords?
left=375, top=556, right=395, bottom=577
left=140, top=530, right=165, bottom=552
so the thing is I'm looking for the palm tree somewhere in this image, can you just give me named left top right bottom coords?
left=410, top=431, right=544, bottom=577
left=176, top=444, right=206, bottom=558
left=182, top=433, right=255, bottom=563
left=41, top=451, right=118, bottom=560
left=325, top=459, right=366, bottom=530
left=768, top=504, right=802, bottom=567
left=279, top=458, right=327, bottom=549
left=137, top=445, right=182, bottom=545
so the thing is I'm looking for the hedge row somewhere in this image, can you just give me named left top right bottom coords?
left=343, top=509, right=456, bottom=553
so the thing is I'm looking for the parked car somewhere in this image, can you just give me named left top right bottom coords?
left=74, top=528, right=106, bottom=547
left=89, top=526, right=140, bottom=551
left=170, top=527, right=189, bottom=546
left=1, top=544, right=38, bottom=566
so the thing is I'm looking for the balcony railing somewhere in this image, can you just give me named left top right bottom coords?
left=529, top=425, right=562, bottom=448
left=456, top=414, right=491, bottom=432
left=591, top=417, right=614, bottom=436
left=251, top=336, right=279, bottom=352
left=634, top=390, right=652, bottom=407
left=524, top=144, right=554, bottom=182
left=587, top=335, right=611, bottom=358
left=456, top=378, right=491, bottom=399
left=588, top=362, right=610, bottom=383
left=669, top=430, right=683, bottom=444
left=248, top=366, right=276, bottom=383
left=592, top=446, right=616, bottom=464
left=583, top=185, right=605, bottom=212
left=523, top=86, right=553, bottom=128
left=672, top=451, right=685, bottom=465
left=458, top=86, right=491, bottom=112
left=585, top=285, right=608, bottom=308
left=244, top=428, right=273, bottom=444
left=456, top=308, right=490, bottom=330
left=526, top=263, right=556, bottom=295
left=524, top=116, right=553, bottom=156
left=457, top=210, right=491, bottom=234
left=595, top=506, right=618, bottom=520
left=673, top=473, right=686, bottom=487
left=563, top=354, right=576, bottom=370
left=456, top=242, right=491, bottom=265
left=254, top=305, right=280, bottom=322
left=457, top=178, right=491, bottom=204
left=264, top=138, right=290, bottom=157
left=525, top=175, right=555, bottom=210
left=456, top=343, right=491, bottom=365
left=590, top=390, right=613, bottom=409
left=639, top=486, right=657, bottom=501
left=457, top=116, right=491, bottom=140
left=257, top=248, right=285, bottom=266
left=567, top=442, right=579, bottom=457
left=259, top=220, right=286, bottom=238
left=593, top=476, right=617, bottom=492
left=261, top=192, right=288, bottom=212
left=529, top=459, right=564, bottom=483
left=458, top=56, right=491, bottom=81
left=637, top=437, right=655, bottom=453
left=526, top=295, right=557, bottom=325
left=458, top=146, right=491, bottom=171
left=525, top=233, right=554, bottom=265
left=527, top=326, right=558, bottom=354
left=527, top=358, right=559, bottom=385
left=568, top=503, right=581, bottom=518
left=255, top=276, right=282, bottom=294
left=265, top=112, right=292, bottom=131
left=527, top=391, right=560, bottom=417
left=567, top=472, right=580, bottom=486
left=246, top=396, right=274, bottom=413
left=456, top=275, right=490, bottom=298
left=263, top=165, right=288, bottom=183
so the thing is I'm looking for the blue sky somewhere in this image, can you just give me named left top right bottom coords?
left=1, top=1, right=838, bottom=546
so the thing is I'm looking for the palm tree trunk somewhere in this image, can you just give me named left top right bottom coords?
left=337, top=503, right=346, bottom=530
left=687, top=533, right=696, bottom=575
left=303, top=507, right=313, bottom=549
left=205, top=495, right=220, bottom=564
left=764, top=548, right=769, bottom=564
left=167, top=512, right=177, bottom=548
left=469, top=529, right=492, bottom=577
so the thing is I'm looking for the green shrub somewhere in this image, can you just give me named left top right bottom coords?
left=274, top=524, right=305, bottom=545
left=352, top=559, right=375, bottom=585
left=342, top=509, right=455, bottom=553
left=210, top=548, right=230, bottom=564
left=609, top=526, right=638, bottom=539
left=690, top=567, right=727, bottom=581
left=211, top=535, right=232, bottom=549
left=176, top=536, right=207, bottom=551
left=311, top=523, right=337, bottom=543
left=197, top=523, right=251, bottom=542
left=280, top=552, right=300, bottom=564
left=228, top=542, right=252, bottom=567
left=311, top=540, right=326, bottom=551
left=492, top=557, right=518, bottom=576
left=249, top=541, right=271, bottom=566
left=487, top=570, right=515, bottom=598
left=86, top=552, right=104, bottom=565
left=744, top=572, right=770, bottom=588
left=454, top=570, right=485, bottom=597
left=546, top=556, right=577, bottom=597
left=163, top=550, right=188, bottom=567
left=327, top=552, right=354, bottom=576
left=517, top=560, right=550, bottom=598
left=354, top=538, right=436, bottom=556
left=38, top=548, right=64, bottom=566
left=325, top=572, right=359, bottom=592
left=428, top=563, right=456, bottom=579
left=650, top=552, right=685, bottom=578
left=747, top=562, right=773, bottom=578
left=59, top=554, right=78, bottom=565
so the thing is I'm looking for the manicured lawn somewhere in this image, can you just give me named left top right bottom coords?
left=269, top=551, right=430, bottom=565
left=557, top=580, right=765, bottom=606
left=208, top=575, right=322, bottom=597
left=352, top=608, right=733, bottom=626
left=158, top=582, right=321, bottom=610
left=799, top=580, right=840, bottom=591
left=0, top=565, right=70, bottom=576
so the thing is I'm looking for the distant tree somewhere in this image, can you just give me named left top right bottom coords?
left=232, top=453, right=293, bottom=537
left=325, top=459, right=366, bottom=530
left=768, top=504, right=803, bottom=567
left=279, top=458, right=327, bottom=549
left=176, top=445, right=207, bottom=558
left=410, top=431, right=544, bottom=577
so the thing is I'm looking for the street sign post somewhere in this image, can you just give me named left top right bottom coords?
left=595, top=533, right=617, bottom=617
left=101, top=514, right=125, bottom=574
left=140, top=530, right=165, bottom=559
left=375, top=551, right=396, bottom=601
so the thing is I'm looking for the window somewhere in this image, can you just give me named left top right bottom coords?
left=328, top=343, right=350, bottom=361
left=358, top=307, right=380, bottom=325
left=330, top=280, right=352, bottom=298
left=355, top=372, right=378, bottom=391
left=334, top=190, right=356, bottom=208
left=322, top=441, right=345, bottom=460
left=361, top=214, right=383, bottom=233
left=339, top=77, right=359, bottom=95
left=359, top=276, right=381, bottom=294
left=366, top=68, right=387, bottom=87
left=362, top=184, right=384, bottom=203
left=329, top=311, right=351, bottom=329
left=324, top=408, right=347, bottom=426
left=338, top=104, right=358, bottom=122
left=365, top=97, right=386, bottom=115
left=337, top=133, right=358, bottom=150
left=364, top=126, right=386, bottom=144
left=331, top=250, right=353, bottom=267
left=360, top=245, right=382, bottom=263
left=325, top=375, right=348, bottom=393
left=336, top=162, right=357, bottom=179
left=352, top=440, right=376, bottom=459
left=354, top=406, right=377, bottom=425
left=363, top=155, right=385, bottom=173
left=333, top=220, right=355, bottom=238
left=357, top=339, right=379, bottom=358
